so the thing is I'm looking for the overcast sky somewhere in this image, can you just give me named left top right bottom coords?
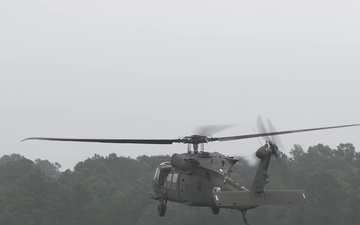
left=1, top=1, right=360, bottom=170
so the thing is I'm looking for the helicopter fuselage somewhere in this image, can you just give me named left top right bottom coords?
left=152, top=151, right=253, bottom=210
left=152, top=145, right=308, bottom=221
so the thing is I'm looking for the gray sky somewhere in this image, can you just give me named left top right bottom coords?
left=1, top=1, right=360, bottom=170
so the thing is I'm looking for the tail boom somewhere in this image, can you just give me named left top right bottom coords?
left=213, top=190, right=307, bottom=208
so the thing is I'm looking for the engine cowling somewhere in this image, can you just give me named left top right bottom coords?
left=171, top=153, right=199, bottom=171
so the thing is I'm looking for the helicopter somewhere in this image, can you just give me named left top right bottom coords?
left=22, top=120, right=360, bottom=225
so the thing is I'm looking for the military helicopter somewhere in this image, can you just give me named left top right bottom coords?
left=23, top=120, right=360, bottom=225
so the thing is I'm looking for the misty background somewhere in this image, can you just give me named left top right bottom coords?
left=1, top=1, right=359, bottom=170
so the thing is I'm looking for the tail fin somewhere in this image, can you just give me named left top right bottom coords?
left=250, top=144, right=272, bottom=193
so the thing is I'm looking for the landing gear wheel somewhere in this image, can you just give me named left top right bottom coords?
left=157, top=201, right=166, bottom=217
left=211, top=207, right=220, bottom=215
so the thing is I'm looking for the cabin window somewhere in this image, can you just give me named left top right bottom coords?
left=172, top=173, right=178, bottom=190
left=153, top=168, right=160, bottom=181
left=166, top=173, right=173, bottom=189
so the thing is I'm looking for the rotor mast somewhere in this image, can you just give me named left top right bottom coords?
left=180, top=135, right=210, bottom=154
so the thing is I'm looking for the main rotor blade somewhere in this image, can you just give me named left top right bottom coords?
left=214, top=124, right=360, bottom=142
left=22, top=137, right=180, bottom=145
left=22, top=124, right=360, bottom=145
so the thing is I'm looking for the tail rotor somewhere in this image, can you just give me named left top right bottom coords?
left=257, top=116, right=284, bottom=158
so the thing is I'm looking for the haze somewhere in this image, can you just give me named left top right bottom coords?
left=1, top=1, right=359, bottom=170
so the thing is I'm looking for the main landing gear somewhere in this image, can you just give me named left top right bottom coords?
left=241, top=210, right=250, bottom=225
left=157, top=199, right=167, bottom=217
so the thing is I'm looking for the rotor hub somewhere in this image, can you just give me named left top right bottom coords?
left=180, top=135, right=210, bottom=144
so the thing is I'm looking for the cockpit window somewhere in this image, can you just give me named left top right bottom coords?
left=172, top=173, right=178, bottom=190
left=166, top=173, right=172, bottom=189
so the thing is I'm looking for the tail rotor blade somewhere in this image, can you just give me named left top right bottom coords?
left=266, top=118, right=285, bottom=151
left=256, top=116, right=267, bottom=136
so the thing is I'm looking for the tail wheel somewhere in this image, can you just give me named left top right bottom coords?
left=157, top=201, right=166, bottom=217
left=211, top=207, right=220, bottom=215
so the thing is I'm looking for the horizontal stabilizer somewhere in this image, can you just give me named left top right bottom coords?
left=213, top=190, right=307, bottom=208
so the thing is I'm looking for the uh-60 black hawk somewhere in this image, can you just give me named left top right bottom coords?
left=23, top=119, right=360, bottom=225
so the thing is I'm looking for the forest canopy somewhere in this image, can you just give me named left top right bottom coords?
left=0, top=143, right=359, bottom=225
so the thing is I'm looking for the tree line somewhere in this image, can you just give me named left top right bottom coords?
left=0, top=143, right=359, bottom=225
